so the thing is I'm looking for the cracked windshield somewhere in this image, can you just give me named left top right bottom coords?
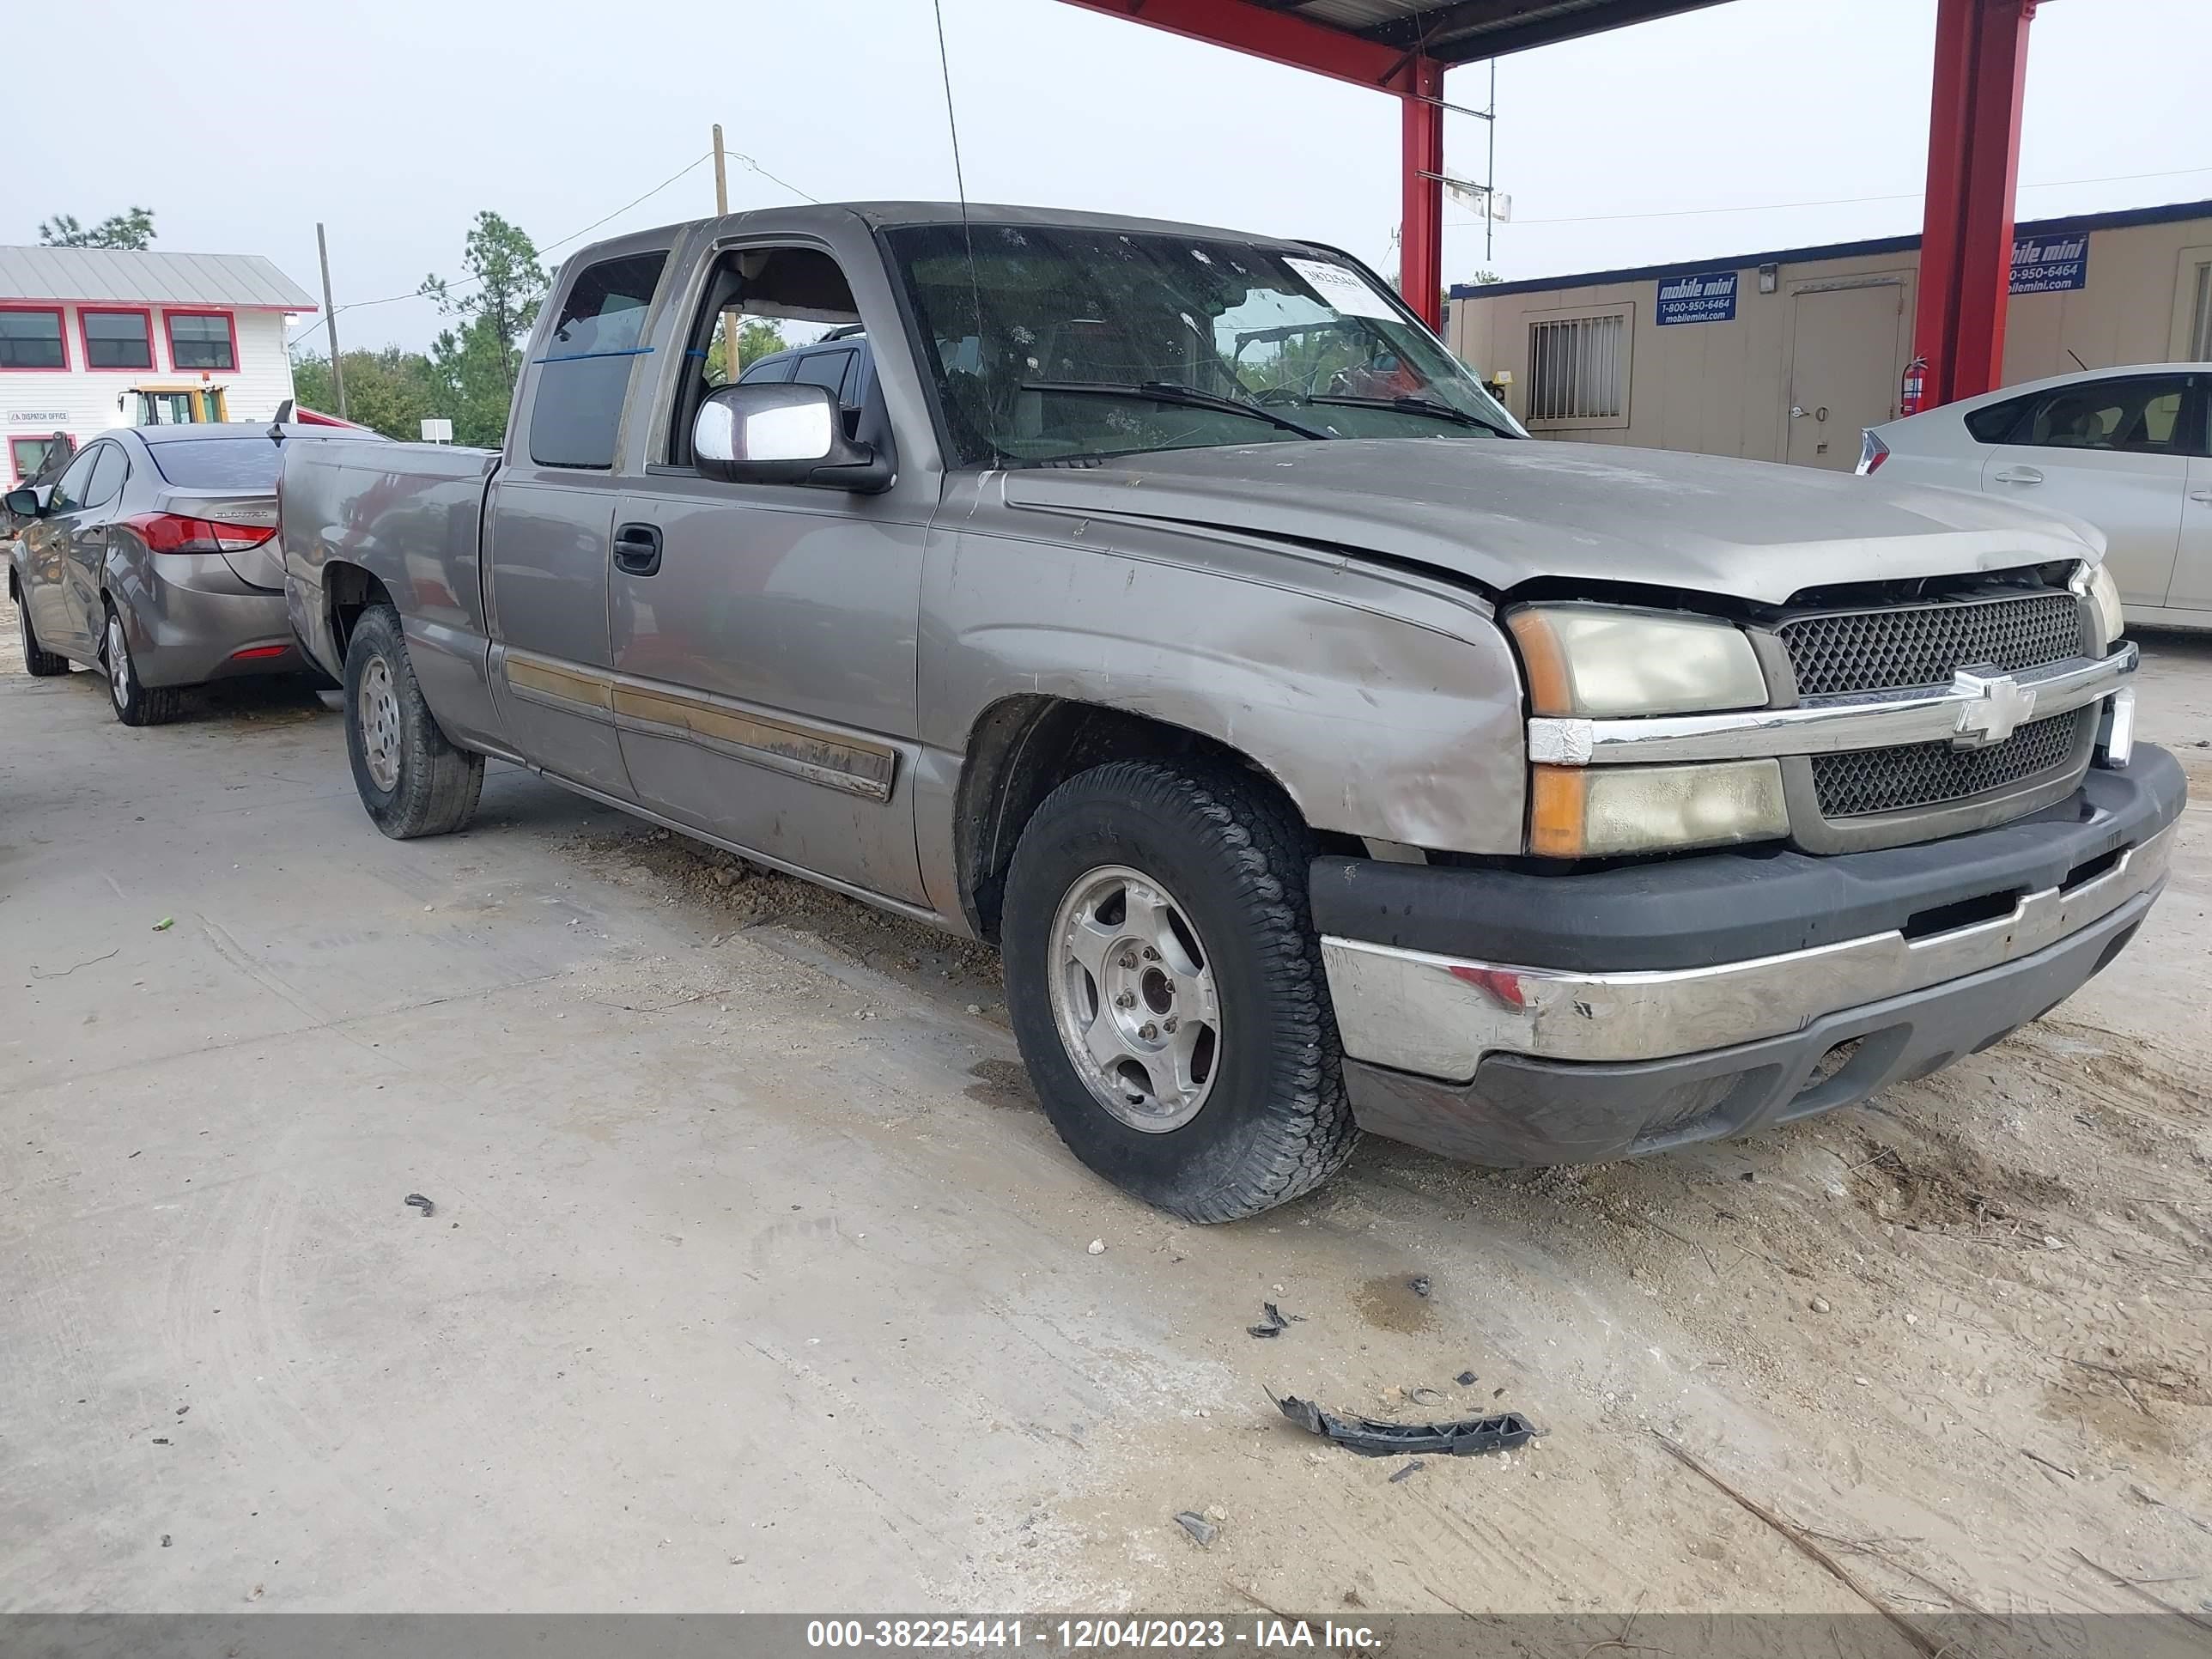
left=888, top=222, right=1522, bottom=466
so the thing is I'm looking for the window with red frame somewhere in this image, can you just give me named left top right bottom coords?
left=166, top=312, right=236, bottom=371
left=9, top=434, right=65, bottom=480
left=0, top=308, right=67, bottom=369
left=82, top=309, right=155, bottom=370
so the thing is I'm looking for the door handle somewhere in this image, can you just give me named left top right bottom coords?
left=1992, top=467, right=2044, bottom=485
left=612, top=522, right=662, bottom=576
left=2191, top=489, right=2212, bottom=505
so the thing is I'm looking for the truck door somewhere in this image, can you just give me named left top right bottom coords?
left=609, top=240, right=929, bottom=906
left=483, top=246, right=671, bottom=799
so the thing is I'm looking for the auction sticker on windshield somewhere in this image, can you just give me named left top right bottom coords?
left=1284, top=258, right=1401, bottom=320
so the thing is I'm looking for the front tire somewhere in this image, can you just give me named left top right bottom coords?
left=1001, top=758, right=1357, bottom=1223
left=104, top=604, right=181, bottom=726
left=343, top=603, right=483, bottom=838
left=17, top=587, right=69, bottom=676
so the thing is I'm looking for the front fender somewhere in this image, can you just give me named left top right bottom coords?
left=921, top=510, right=1528, bottom=857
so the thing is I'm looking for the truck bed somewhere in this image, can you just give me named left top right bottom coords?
left=280, top=438, right=500, bottom=680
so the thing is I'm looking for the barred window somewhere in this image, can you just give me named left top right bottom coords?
left=1527, top=312, right=1628, bottom=425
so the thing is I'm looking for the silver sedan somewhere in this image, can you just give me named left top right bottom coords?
left=6, top=424, right=356, bottom=725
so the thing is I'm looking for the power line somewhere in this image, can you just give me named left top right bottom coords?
left=289, top=145, right=804, bottom=354
left=1456, top=162, right=2212, bottom=231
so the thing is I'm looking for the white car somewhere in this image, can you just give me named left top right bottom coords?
left=1861, top=363, right=2211, bottom=631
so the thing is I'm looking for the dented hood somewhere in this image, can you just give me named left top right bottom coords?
left=997, top=437, right=2100, bottom=605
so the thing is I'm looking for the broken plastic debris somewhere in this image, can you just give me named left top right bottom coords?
left=404, top=1193, right=436, bottom=1218
left=1248, top=1300, right=1304, bottom=1339
left=1456, top=1370, right=1479, bottom=1387
left=1271, top=1390, right=1538, bottom=1459
left=1407, top=1275, right=1431, bottom=1297
left=1389, top=1460, right=1425, bottom=1484
left=1172, top=1510, right=1218, bottom=1547
left=151, top=917, right=174, bottom=932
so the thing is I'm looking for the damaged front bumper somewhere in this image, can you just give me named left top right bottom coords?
left=1310, top=746, right=2185, bottom=1167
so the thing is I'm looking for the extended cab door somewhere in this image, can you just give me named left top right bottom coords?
left=1977, top=372, right=2192, bottom=610
left=483, top=242, right=672, bottom=798
left=607, top=237, right=930, bottom=906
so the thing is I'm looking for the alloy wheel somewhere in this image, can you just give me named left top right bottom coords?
left=1047, top=864, right=1222, bottom=1132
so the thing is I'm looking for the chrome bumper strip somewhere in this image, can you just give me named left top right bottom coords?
left=1319, top=817, right=2174, bottom=1079
left=1527, top=643, right=2137, bottom=767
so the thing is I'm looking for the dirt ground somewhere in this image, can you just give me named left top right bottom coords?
left=3, top=585, right=2209, bottom=1623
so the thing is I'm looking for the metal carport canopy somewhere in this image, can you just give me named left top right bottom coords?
left=1059, top=0, right=1735, bottom=331
left=1065, top=0, right=2047, bottom=413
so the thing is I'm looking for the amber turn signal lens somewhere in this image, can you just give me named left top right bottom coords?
left=1528, top=766, right=1589, bottom=858
left=1506, top=610, right=1577, bottom=718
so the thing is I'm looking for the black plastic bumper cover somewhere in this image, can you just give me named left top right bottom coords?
left=1344, top=884, right=2159, bottom=1168
left=1310, top=744, right=2185, bottom=973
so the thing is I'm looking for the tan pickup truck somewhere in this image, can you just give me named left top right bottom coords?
left=279, top=202, right=2180, bottom=1221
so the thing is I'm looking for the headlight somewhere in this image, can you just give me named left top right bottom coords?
left=2081, top=562, right=2124, bottom=649
left=1506, top=604, right=1768, bottom=716
left=1530, top=761, right=1788, bottom=858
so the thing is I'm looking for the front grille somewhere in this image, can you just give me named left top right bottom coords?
left=1779, top=592, right=2081, bottom=697
left=1811, top=709, right=2088, bottom=818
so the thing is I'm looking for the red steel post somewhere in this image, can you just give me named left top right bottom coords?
left=1401, top=57, right=1447, bottom=329
left=1913, top=0, right=2042, bottom=407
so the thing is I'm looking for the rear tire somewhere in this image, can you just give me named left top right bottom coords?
left=16, top=586, right=69, bottom=677
left=104, top=604, right=182, bottom=726
left=1001, top=757, right=1358, bottom=1223
left=343, top=603, right=483, bottom=839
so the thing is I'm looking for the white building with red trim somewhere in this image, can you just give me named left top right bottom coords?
left=0, top=245, right=317, bottom=481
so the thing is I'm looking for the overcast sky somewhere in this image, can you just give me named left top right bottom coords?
left=13, top=0, right=2209, bottom=355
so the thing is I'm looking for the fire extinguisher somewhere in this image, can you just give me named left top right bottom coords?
left=1899, top=355, right=1928, bottom=418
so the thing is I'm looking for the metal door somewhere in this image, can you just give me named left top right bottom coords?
left=2172, top=453, right=2212, bottom=615
left=63, top=443, right=130, bottom=639
left=608, top=481, right=929, bottom=906
left=607, top=239, right=929, bottom=907
left=482, top=244, right=673, bottom=799
left=1785, top=283, right=1904, bottom=470
left=1978, top=373, right=2191, bottom=611
left=22, top=447, right=101, bottom=655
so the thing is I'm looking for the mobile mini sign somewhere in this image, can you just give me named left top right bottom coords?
left=2010, top=234, right=2089, bottom=295
left=1655, top=270, right=1739, bottom=325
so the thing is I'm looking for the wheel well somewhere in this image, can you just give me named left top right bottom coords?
left=955, top=696, right=1332, bottom=945
left=325, top=563, right=394, bottom=663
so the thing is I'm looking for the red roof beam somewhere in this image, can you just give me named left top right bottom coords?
left=1060, top=0, right=1427, bottom=91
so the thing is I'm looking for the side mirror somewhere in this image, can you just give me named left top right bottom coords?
left=4, top=485, right=50, bottom=518
left=692, top=383, right=891, bottom=493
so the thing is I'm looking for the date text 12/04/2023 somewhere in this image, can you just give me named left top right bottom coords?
left=804, top=1620, right=1382, bottom=1651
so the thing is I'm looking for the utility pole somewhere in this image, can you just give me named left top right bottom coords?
left=713, top=124, right=744, bottom=384
left=1486, top=62, right=1497, bottom=265
left=314, top=222, right=347, bottom=421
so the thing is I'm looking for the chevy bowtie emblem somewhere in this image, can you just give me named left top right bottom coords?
left=1949, top=665, right=2037, bottom=749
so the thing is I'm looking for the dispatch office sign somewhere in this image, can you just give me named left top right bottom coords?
left=2010, top=233, right=2089, bottom=295
left=1655, top=270, right=1739, bottom=325
left=9, top=410, right=69, bottom=425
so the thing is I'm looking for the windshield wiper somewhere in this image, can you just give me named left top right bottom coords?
left=1020, top=380, right=1331, bottom=440
left=1302, top=394, right=1517, bottom=438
